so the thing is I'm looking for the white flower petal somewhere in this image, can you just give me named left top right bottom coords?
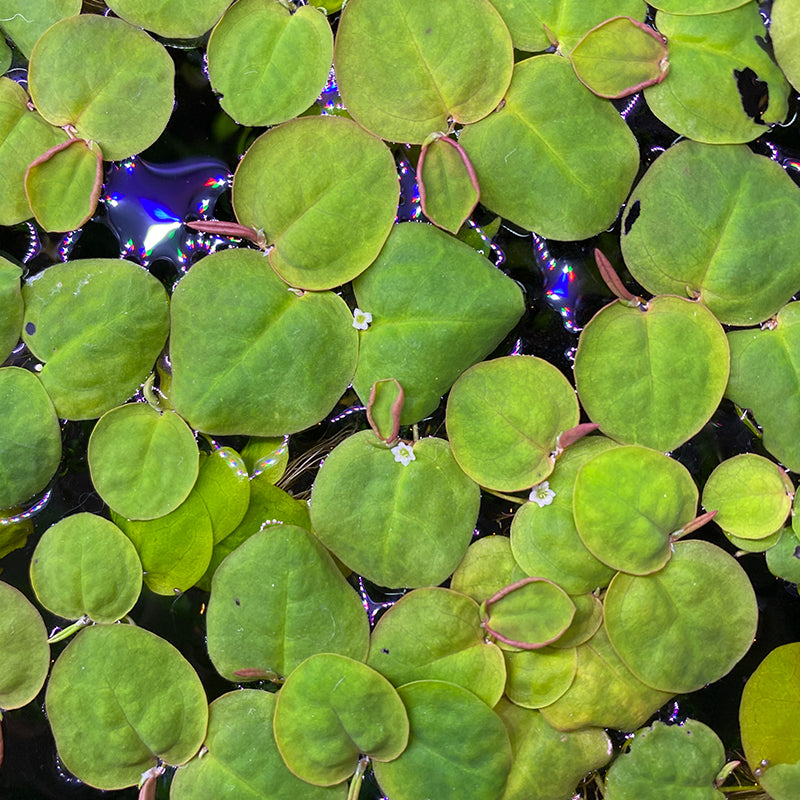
left=391, top=442, right=415, bottom=466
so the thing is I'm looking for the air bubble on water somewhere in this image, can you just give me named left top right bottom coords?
left=532, top=233, right=583, bottom=333
left=315, top=66, right=347, bottom=116
left=396, top=153, right=422, bottom=222
left=0, top=488, right=51, bottom=525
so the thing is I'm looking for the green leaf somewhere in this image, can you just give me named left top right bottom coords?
left=604, top=719, right=726, bottom=800
left=620, top=141, right=800, bottom=326
left=25, top=138, right=102, bottom=232
left=759, top=762, right=800, bottom=800
left=0, top=366, right=61, bottom=510
left=446, top=355, right=579, bottom=492
left=334, top=0, right=513, bottom=143
left=111, top=490, right=213, bottom=596
left=352, top=223, right=525, bottom=424
left=574, top=296, right=730, bottom=451
left=232, top=116, right=398, bottom=290
left=418, top=134, right=480, bottom=234
left=503, top=646, right=578, bottom=709
left=702, top=454, right=793, bottom=540
left=604, top=540, right=758, bottom=693
left=274, top=653, right=409, bottom=786
left=553, top=593, right=604, bottom=650
left=207, top=0, right=333, bottom=127
left=495, top=700, right=611, bottom=800
left=0, top=581, right=49, bottom=710
left=772, top=0, right=800, bottom=91
left=459, top=54, right=639, bottom=240
left=192, top=448, right=250, bottom=545
left=170, top=248, right=358, bottom=436
left=0, top=256, right=22, bottom=363
left=483, top=578, right=576, bottom=649
left=451, top=535, right=524, bottom=603
left=644, top=5, right=790, bottom=143
left=765, top=527, right=800, bottom=583
left=0, top=38, right=9, bottom=76
left=30, top=513, right=142, bottom=622
left=573, top=445, right=698, bottom=575
left=539, top=626, right=673, bottom=732
left=29, top=14, right=174, bottom=160
left=170, top=690, right=346, bottom=800
left=0, top=0, right=81, bottom=58
left=22, top=258, right=170, bottom=419
left=372, top=680, right=512, bottom=800
left=88, top=404, right=199, bottom=521
left=726, top=302, right=800, bottom=471
left=569, top=17, right=669, bottom=98
left=309, top=431, right=480, bottom=588
left=240, top=436, right=288, bottom=483
left=45, top=624, right=208, bottom=789
left=650, top=0, right=751, bottom=14
left=0, top=76, right=68, bottom=225
left=487, top=0, right=646, bottom=53
left=367, top=587, right=506, bottom=706
left=105, top=0, right=231, bottom=38
left=206, top=525, right=369, bottom=682
left=510, top=436, right=619, bottom=595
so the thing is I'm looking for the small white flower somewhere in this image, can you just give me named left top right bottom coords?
left=391, top=442, right=415, bottom=466
left=352, top=308, right=372, bottom=330
left=529, top=480, right=555, bottom=507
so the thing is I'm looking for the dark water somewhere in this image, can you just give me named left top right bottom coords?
left=3, top=27, right=800, bottom=800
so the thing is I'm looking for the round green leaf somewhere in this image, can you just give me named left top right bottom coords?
left=772, top=0, right=800, bottom=91
left=240, top=436, right=288, bottom=483
left=30, top=513, right=142, bottom=622
left=25, top=138, right=102, bottom=232
left=495, top=701, right=612, bottom=800
left=484, top=578, right=576, bottom=649
left=726, top=525, right=784, bottom=554
left=620, top=141, right=800, bottom=326
left=334, top=0, right=513, bottom=143
left=574, top=445, right=698, bottom=575
left=604, top=540, right=758, bottom=693
left=539, top=626, right=673, bottom=732
left=726, top=302, right=800, bottom=471
left=604, top=719, right=726, bottom=800
left=197, top=479, right=311, bottom=592
left=193, top=447, right=250, bottom=545
left=0, top=0, right=81, bottom=57
left=232, top=116, right=398, bottom=290
left=208, top=0, right=333, bottom=127
left=503, top=646, right=578, bottom=709
left=759, top=762, right=800, bottom=800
left=644, top=5, right=790, bottom=143
left=702, top=454, right=792, bottom=540
left=105, top=0, right=231, bottom=38
left=170, top=690, right=346, bottom=800
left=487, top=0, right=646, bottom=53
left=446, top=355, right=579, bottom=492
left=372, top=680, right=512, bottom=800
left=22, top=258, right=170, bottom=420
left=0, top=256, right=22, bottom=363
left=0, top=366, right=61, bottom=510
left=88, top=404, right=199, bottom=520
left=574, top=295, right=730, bottom=451
left=0, top=581, right=49, bottom=710
left=170, top=248, right=358, bottom=436
left=0, top=76, right=68, bottom=225
left=570, top=17, right=669, bottom=98
left=740, top=642, right=800, bottom=772
left=765, top=527, right=800, bottom=583
left=46, top=624, right=208, bottom=790
left=29, top=15, right=174, bottom=160
left=451, top=535, right=524, bottom=604
left=207, top=525, right=369, bottom=682
left=459, top=54, right=639, bottom=240
left=510, top=436, right=618, bottom=595
left=111, top=491, right=213, bottom=596
left=309, top=432, right=480, bottom=588
left=274, top=653, right=409, bottom=786
left=352, top=223, right=525, bottom=425
left=418, top=135, right=480, bottom=234
left=367, top=587, right=506, bottom=706
left=650, top=0, right=750, bottom=12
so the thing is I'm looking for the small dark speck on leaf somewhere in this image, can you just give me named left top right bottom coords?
left=234, top=598, right=241, bottom=606
left=425, top=27, right=431, bottom=34
left=733, top=66, right=769, bottom=123
left=25, top=322, right=35, bottom=335
left=624, top=200, right=640, bottom=235
left=382, top=648, right=390, bottom=654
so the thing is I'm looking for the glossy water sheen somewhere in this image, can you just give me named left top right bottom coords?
left=101, top=156, right=232, bottom=269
